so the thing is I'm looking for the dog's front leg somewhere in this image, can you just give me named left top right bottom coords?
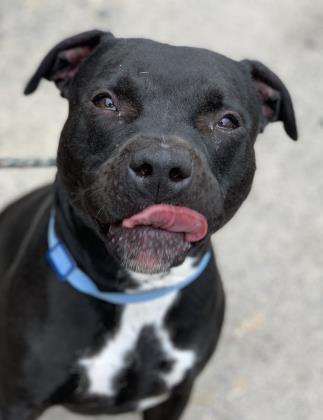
left=142, top=380, right=193, bottom=420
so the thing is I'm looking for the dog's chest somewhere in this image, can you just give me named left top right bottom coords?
left=78, top=292, right=196, bottom=410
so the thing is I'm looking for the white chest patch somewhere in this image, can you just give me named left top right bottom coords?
left=79, top=291, right=196, bottom=401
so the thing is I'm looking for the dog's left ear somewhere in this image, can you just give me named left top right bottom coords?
left=241, top=59, right=298, bottom=140
left=24, top=30, right=113, bottom=98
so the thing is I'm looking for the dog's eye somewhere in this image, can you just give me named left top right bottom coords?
left=216, top=114, right=239, bottom=130
left=92, top=94, right=118, bottom=111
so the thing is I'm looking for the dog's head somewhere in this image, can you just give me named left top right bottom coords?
left=25, top=30, right=297, bottom=274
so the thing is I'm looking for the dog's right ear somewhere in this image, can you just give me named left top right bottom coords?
left=241, top=59, right=298, bottom=141
left=24, top=30, right=114, bottom=98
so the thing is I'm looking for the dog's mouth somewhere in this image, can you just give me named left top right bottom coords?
left=96, top=205, right=208, bottom=274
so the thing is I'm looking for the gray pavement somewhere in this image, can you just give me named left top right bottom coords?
left=1, top=1, right=322, bottom=419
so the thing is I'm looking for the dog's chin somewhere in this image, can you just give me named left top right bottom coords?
left=104, top=225, right=192, bottom=274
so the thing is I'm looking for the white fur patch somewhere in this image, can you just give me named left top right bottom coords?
left=79, top=290, right=196, bottom=406
left=127, top=256, right=197, bottom=290
left=137, top=394, right=169, bottom=411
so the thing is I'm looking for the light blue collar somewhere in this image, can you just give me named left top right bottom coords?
left=46, top=210, right=211, bottom=305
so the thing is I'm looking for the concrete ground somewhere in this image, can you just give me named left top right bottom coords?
left=0, top=0, right=322, bottom=419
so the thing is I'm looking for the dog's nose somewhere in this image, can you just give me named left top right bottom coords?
left=128, top=145, right=193, bottom=200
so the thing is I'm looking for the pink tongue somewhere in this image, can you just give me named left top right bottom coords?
left=122, top=204, right=208, bottom=242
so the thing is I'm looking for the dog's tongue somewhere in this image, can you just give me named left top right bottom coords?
left=122, top=204, right=208, bottom=242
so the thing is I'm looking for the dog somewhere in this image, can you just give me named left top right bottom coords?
left=0, top=30, right=297, bottom=420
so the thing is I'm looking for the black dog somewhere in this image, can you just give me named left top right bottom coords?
left=0, top=30, right=297, bottom=420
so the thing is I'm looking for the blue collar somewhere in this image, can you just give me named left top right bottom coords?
left=46, top=210, right=211, bottom=305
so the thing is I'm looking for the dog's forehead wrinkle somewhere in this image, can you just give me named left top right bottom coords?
left=78, top=55, right=249, bottom=115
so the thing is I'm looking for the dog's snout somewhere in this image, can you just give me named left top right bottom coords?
left=128, top=144, right=193, bottom=200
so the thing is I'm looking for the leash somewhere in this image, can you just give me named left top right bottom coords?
left=0, top=158, right=56, bottom=168
left=47, top=210, right=211, bottom=305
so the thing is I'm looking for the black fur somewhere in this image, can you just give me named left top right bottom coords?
left=0, top=30, right=297, bottom=420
